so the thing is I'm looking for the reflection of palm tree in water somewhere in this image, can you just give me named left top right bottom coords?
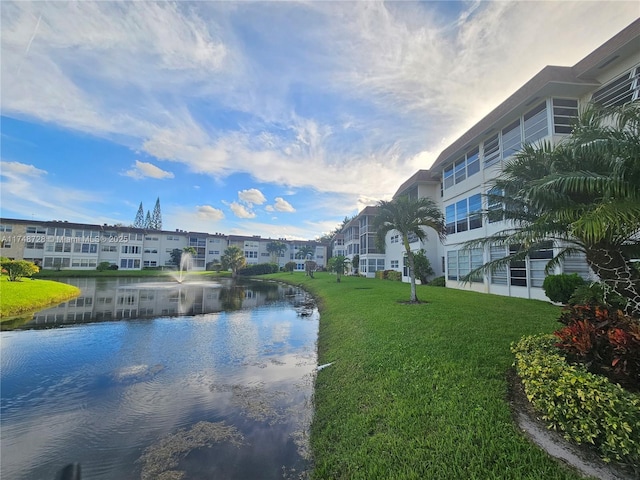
left=220, top=285, right=245, bottom=311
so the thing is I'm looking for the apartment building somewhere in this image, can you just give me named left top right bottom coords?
left=0, top=218, right=327, bottom=272
left=433, top=19, right=639, bottom=300
left=335, top=20, right=639, bottom=299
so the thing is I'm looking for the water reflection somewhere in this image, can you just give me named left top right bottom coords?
left=0, top=278, right=318, bottom=480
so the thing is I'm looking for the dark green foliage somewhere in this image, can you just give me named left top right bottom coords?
left=542, top=273, right=586, bottom=304
left=237, top=263, right=279, bottom=276
left=206, top=262, right=222, bottom=272
left=284, top=261, right=296, bottom=273
left=413, top=249, right=434, bottom=284
left=108, top=264, right=119, bottom=270
left=96, top=261, right=111, bottom=271
left=429, top=276, right=446, bottom=287
left=569, top=282, right=628, bottom=311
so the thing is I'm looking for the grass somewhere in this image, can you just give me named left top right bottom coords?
left=264, top=272, right=585, bottom=480
left=0, top=276, right=80, bottom=318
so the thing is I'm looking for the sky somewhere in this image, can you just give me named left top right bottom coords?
left=1, top=2, right=637, bottom=241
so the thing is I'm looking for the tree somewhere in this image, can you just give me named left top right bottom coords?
left=151, top=197, right=162, bottom=230
left=1, top=259, right=39, bottom=281
left=373, top=196, right=445, bottom=303
left=266, top=240, right=287, bottom=264
left=284, top=261, right=296, bottom=273
left=221, top=246, right=246, bottom=279
left=413, top=249, right=434, bottom=284
left=133, top=202, right=145, bottom=228
left=465, top=102, right=640, bottom=316
left=328, top=255, right=350, bottom=282
left=144, top=210, right=152, bottom=229
left=296, top=245, right=315, bottom=276
left=352, top=254, right=360, bottom=275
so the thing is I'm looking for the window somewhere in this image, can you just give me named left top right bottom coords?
left=523, top=102, right=548, bottom=144
left=454, top=158, right=466, bottom=184
left=25, top=242, right=44, bottom=249
left=468, top=194, right=482, bottom=230
left=509, top=245, right=527, bottom=287
left=74, top=243, right=97, bottom=254
left=553, top=99, right=579, bottom=134
left=245, top=251, right=258, bottom=258
left=592, top=66, right=640, bottom=107
left=530, top=242, right=554, bottom=287
left=26, top=226, right=46, bottom=234
left=120, top=258, right=141, bottom=269
left=483, top=134, right=500, bottom=168
left=121, top=245, right=141, bottom=254
left=455, top=199, right=468, bottom=233
left=502, top=120, right=521, bottom=159
left=447, top=251, right=458, bottom=281
left=444, top=165, right=454, bottom=189
left=390, top=260, right=399, bottom=269
left=487, top=187, right=504, bottom=224
left=466, top=148, right=480, bottom=177
left=102, top=245, right=117, bottom=252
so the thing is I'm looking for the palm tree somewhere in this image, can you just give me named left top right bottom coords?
left=296, top=245, right=315, bottom=277
left=373, top=196, right=445, bottom=303
left=328, top=255, right=350, bottom=283
left=266, top=240, right=287, bottom=264
left=221, top=246, right=247, bottom=279
left=465, top=102, right=640, bottom=316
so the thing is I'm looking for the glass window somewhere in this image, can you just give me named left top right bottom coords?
left=592, top=67, right=639, bottom=107
left=468, top=194, right=482, bottom=230
left=523, top=102, right=548, bottom=144
left=487, top=187, right=504, bottom=224
left=447, top=251, right=458, bottom=281
left=509, top=245, right=527, bottom=287
left=445, top=205, right=455, bottom=235
left=470, top=248, right=484, bottom=282
left=455, top=199, right=468, bottom=233
left=502, top=120, right=521, bottom=159
left=466, top=148, right=480, bottom=177
left=458, top=250, right=470, bottom=279
left=444, top=165, right=454, bottom=189
left=553, top=98, right=579, bottom=134
left=454, top=158, right=466, bottom=184
left=483, top=134, right=500, bottom=168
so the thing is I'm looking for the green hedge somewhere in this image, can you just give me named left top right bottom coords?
left=237, top=263, right=279, bottom=276
left=511, top=334, right=640, bottom=472
left=374, top=269, right=402, bottom=281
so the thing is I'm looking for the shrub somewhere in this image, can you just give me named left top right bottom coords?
left=206, top=262, right=222, bottom=272
left=0, top=259, right=39, bottom=281
left=97, top=261, right=111, bottom=271
left=429, top=276, right=446, bottom=287
left=284, top=261, right=296, bottom=273
left=375, top=270, right=401, bottom=281
left=542, top=273, right=586, bottom=304
left=569, top=282, right=628, bottom=311
left=512, top=334, right=640, bottom=471
left=108, top=264, right=119, bottom=270
left=413, top=250, right=434, bottom=284
left=555, top=304, right=640, bottom=391
left=238, top=263, right=279, bottom=276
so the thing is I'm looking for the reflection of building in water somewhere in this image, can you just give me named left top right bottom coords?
left=27, top=279, right=308, bottom=328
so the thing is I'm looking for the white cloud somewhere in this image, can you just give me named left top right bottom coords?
left=1, top=161, right=47, bottom=177
left=124, top=160, right=174, bottom=180
left=238, top=188, right=266, bottom=206
left=229, top=201, right=255, bottom=219
left=196, top=205, right=224, bottom=221
left=272, top=197, right=295, bottom=213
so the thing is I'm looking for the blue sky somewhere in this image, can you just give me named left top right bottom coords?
left=1, top=2, right=637, bottom=240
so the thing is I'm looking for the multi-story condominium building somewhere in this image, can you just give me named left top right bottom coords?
left=336, top=19, right=639, bottom=300
left=0, top=218, right=327, bottom=272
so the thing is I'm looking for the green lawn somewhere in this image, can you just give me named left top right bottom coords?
left=265, top=272, right=585, bottom=480
left=0, top=276, right=80, bottom=318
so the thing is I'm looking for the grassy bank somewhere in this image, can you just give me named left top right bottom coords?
left=265, top=272, right=583, bottom=479
left=0, top=276, right=80, bottom=318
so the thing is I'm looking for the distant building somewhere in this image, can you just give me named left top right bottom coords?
left=0, top=218, right=327, bottom=272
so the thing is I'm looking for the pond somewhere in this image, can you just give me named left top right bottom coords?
left=0, top=277, right=318, bottom=480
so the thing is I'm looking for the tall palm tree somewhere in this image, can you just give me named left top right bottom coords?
left=221, top=246, right=247, bottom=279
left=373, top=196, right=445, bottom=303
left=466, top=102, right=640, bottom=316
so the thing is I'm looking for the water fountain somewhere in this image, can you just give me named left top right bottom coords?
left=172, top=252, right=192, bottom=284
